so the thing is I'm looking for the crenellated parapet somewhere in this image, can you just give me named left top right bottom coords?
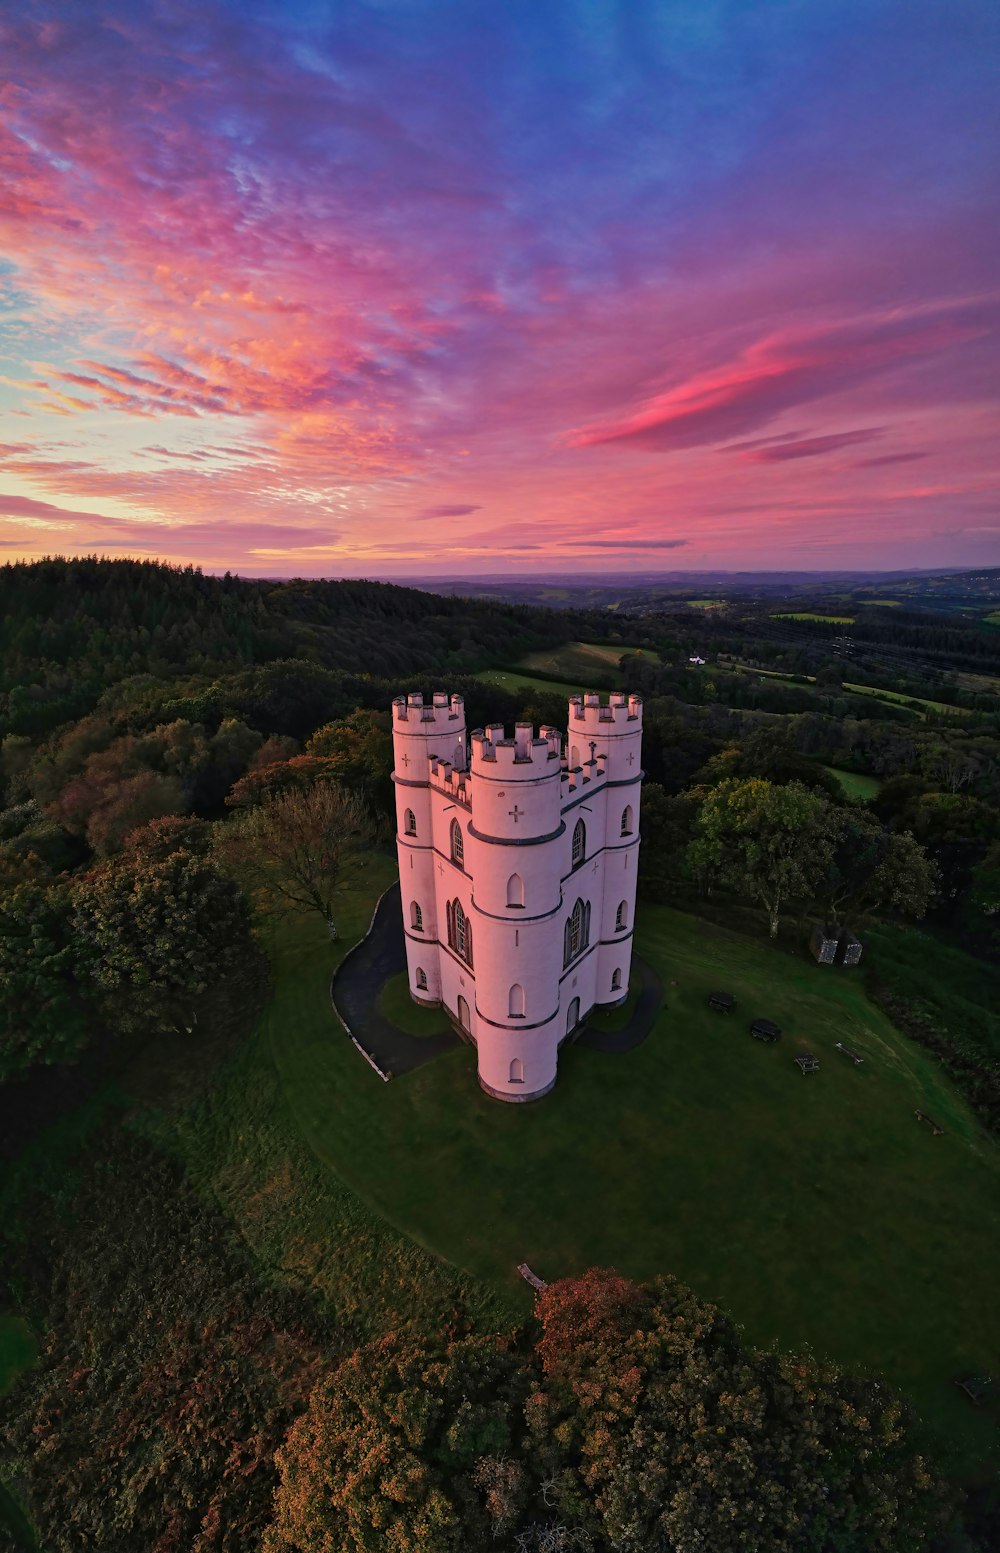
left=392, top=690, right=465, bottom=727
left=428, top=756, right=471, bottom=807
left=469, top=721, right=562, bottom=778
left=568, top=690, right=642, bottom=728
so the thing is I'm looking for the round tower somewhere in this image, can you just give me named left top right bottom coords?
left=566, top=691, right=643, bottom=1009
left=392, top=692, right=466, bottom=1006
left=464, top=720, right=566, bottom=1102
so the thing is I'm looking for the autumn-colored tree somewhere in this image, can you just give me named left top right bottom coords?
left=688, top=778, right=835, bottom=936
left=225, top=755, right=342, bottom=809
left=217, top=781, right=375, bottom=933
left=306, top=709, right=394, bottom=813
left=73, top=848, right=259, bottom=1035
left=265, top=1335, right=524, bottom=1553
left=527, top=1269, right=950, bottom=1553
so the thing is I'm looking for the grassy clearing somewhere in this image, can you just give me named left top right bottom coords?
left=377, top=971, right=451, bottom=1037
left=261, top=883, right=1000, bottom=1472
left=516, top=640, right=660, bottom=682
left=773, top=611, right=855, bottom=624
left=982, top=611, right=1000, bottom=627
left=0, top=1316, right=35, bottom=1399
left=473, top=667, right=588, bottom=698
left=684, top=599, right=725, bottom=610
left=126, top=854, right=518, bottom=1344
left=822, top=765, right=883, bottom=800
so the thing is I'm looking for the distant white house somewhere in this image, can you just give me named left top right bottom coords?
left=689, top=655, right=706, bottom=666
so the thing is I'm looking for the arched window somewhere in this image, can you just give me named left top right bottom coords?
left=404, top=808, right=416, bottom=836
left=415, top=967, right=428, bottom=990
left=620, top=805, right=633, bottom=836
left=508, top=983, right=525, bottom=1017
left=572, top=819, right=586, bottom=868
left=450, top=818, right=465, bottom=868
left=506, top=872, right=524, bottom=907
left=509, top=1057, right=524, bottom=1084
left=611, top=967, right=622, bottom=991
left=615, top=900, right=628, bottom=931
left=563, top=897, right=590, bottom=967
left=447, top=899, right=473, bottom=966
left=410, top=901, right=423, bottom=931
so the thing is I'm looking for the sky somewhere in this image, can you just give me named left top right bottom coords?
left=1, top=0, right=998, bottom=577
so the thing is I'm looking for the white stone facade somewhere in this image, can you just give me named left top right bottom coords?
left=392, top=689, right=643, bottom=1102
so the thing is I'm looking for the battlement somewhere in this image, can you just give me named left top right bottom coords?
left=568, top=690, right=642, bottom=727
left=469, top=721, right=562, bottom=773
left=428, top=756, right=471, bottom=806
left=392, top=691, right=465, bottom=726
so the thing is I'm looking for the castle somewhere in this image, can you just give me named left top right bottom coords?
left=392, top=689, right=643, bottom=1101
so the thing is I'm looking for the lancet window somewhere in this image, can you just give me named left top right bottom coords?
left=447, top=898, right=473, bottom=966
left=563, top=897, right=591, bottom=967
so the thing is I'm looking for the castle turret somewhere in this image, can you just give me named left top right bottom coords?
left=392, top=692, right=466, bottom=1007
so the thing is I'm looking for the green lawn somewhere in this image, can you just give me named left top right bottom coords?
left=264, top=887, right=1000, bottom=1473
left=377, top=971, right=452, bottom=1037
left=822, top=765, right=883, bottom=800
left=0, top=1316, right=35, bottom=1399
left=516, top=640, right=660, bottom=681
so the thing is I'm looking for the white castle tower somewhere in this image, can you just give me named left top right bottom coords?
left=392, top=689, right=643, bottom=1101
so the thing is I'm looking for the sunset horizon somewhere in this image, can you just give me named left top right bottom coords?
left=2, top=1, right=998, bottom=575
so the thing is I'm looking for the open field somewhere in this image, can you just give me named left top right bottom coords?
left=684, top=598, right=725, bottom=610
left=516, top=639, right=661, bottom=683
left=473, top=667, right=589, bottom=698
left=822, top=765, right=883, bottom=800
left=773, top=611, right=855, bottom=624
left=262, top=884, right=1000, bottom=1472
left=714, top=662, right=971, bottom=718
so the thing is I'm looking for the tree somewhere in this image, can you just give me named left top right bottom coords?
left=637, top=783, right=699, bottom=897
left=689, top=778, right=835, bottom=936
left=217, top=781, right=375, bottom=934
left=0, top=880, right=95, bottom=1078
left=73, top=848, right=259, bottom=1035
left=821, top=810, right=938, bottom=927
left=305, top=710, right=394, bottom=814
left=526, top=1269, right=950, bottom=1553
left=265, top=1335, right=523, bottom=1553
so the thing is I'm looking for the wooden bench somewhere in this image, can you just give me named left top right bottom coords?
left=709, top=992, right=735, bottom=1014
left=516, top=1263, right=547, bottom=1292
left=835, top=1042, right=864, bottom=1065
left=915, top=1109, right=944, bottom=1136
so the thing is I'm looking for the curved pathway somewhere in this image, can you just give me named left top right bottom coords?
left=332, top=882, right=460, bottom=1077
left=333, top=882, right=661, bottom=1077
left=577, top=954, right=662, bottom=1053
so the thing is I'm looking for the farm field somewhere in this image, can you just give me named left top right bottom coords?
left=821, top=765, right=883, bottom=800
left=773, top=611, right=855, bottom=624
left=261, top=880, right=1000, bottom=1473
left=473, top=666, right=588, bottom=698
left=515, top=639, right=660, bottom=682
left=716, top=662, right=969, bottom=718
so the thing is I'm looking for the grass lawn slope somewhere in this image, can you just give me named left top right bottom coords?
left=266, top=880, right=1000, bottom=1474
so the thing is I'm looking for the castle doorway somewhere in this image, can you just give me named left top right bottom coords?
left=566, top=996, right=580, bottom=1035
left=457, top=995, right=471, bottom=1033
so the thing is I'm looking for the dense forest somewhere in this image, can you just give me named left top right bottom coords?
left=2, top=558, right=999, bottom=1550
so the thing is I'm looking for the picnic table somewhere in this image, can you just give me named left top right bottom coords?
left=955, top=1374, right=992, bottom=1406
left=794, top=1054, right=820, bottom=1075
left=750, top=1018, right=781, bottom=1042
left=709, top=991, right=735, bottom=1014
